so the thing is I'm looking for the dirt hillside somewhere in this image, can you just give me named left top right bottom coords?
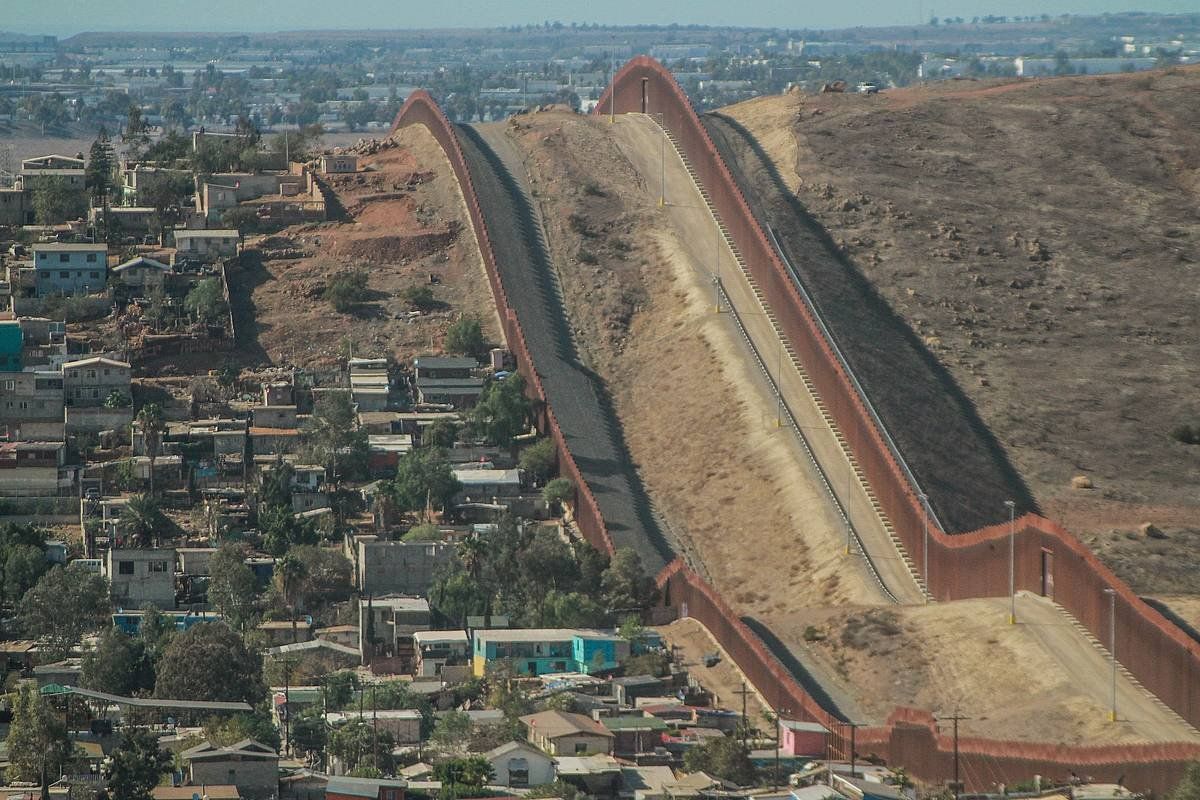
left=226, top=124, right=500, bottom=370
left=721, top=68, right=1200, bottom=589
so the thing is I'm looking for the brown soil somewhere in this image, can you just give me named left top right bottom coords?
left=655, top=617, right=770, bottom=722
left=228, top=123, right=501, bottom=370
left=722, top=67, right=1200, bottom=581
left=503, top=110, right=880, bottom=612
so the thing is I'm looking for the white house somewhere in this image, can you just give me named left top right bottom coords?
left=485, top=740, right=555, bottom=788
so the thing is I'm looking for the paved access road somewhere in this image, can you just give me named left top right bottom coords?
left=452, top=121, right=673, bottom=573
left=612, top=113, right=925, bottom=605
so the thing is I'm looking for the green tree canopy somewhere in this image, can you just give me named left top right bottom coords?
left=103, top=728, right=172, bottom=800
left=683, top=733, right=757, bottom=786
left=518, top=437, right=557, bottom=485
left=328, top=719, right=395, bottom=775
left=81, top=626, right=155, bottom=697
left=184, top=277, right=229, bottom=324
left=20, top=565, right=110, bottom=659
left=434, top=755, right=494, bottom=790
left=259, top=505, right=320, bottom=557
left=445, top=316, right=486, bottom=359
left=470, top=375, right=531, bottom=447
left=208, top=543, right=260, bottom=631
left=601, top=548, right=658, bottom=613
left=305, top=390, right=368, bottom=481
left=32, top=175, right=87, bottom=224
left=4, top=683, right=73, bottom=783
left=543, top=477, right=574, bottom=505
left=1172, top=762, right=1200, bottom=800
left=391, top=447, right=462, bottom=513
left=86, top=126, right=115, bottom=205
left=119, top=493, right=168, bottom=548
left=4, top=543, right=48, bottom=605
left=154, top=621, right=265, bottom=706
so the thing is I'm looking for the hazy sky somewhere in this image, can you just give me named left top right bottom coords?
left=7, top=0, right=1198, bottom=36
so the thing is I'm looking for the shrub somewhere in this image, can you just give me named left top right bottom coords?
left=401, top=284, right=437, bottom=310
left=543, top=478, right=574, bottom=505
left=577, top=248, right=599, bottom=265
left=582, top=181, right=606, bottom=197
left=326, top=269, right=370, bottom=313
left=1171, top=424, right=1200, bottom=445
left=568, top=213, right=593, bottom=237
left=445, top=316, right=485, bottom=359
left=184, top=278, right=228, bottom=324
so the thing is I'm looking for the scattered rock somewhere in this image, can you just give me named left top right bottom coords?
left=1071, top=475, right=1093, bottom=490
left=1139, top=522, right=1167, bottom=540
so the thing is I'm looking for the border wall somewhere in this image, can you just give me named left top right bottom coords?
left=595, top=54, right=1199, bottom=729
left=390, top=74, right=1200, bottom=789
left=389, top=94, right=611, bottom=556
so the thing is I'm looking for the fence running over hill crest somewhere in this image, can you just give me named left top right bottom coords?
left=392, top=68, right=1200, bottom=789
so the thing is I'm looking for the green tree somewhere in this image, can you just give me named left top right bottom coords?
left=4, top=543, right=48, bottom=604
left=430, top=709, right=472, bottom=753
left=288, top=544, right=352, bottom=607
left=543, top=477, right=574, bottom=506
left=20, top=566, right=109, bottom=659
left=424, top=418, right=459, bottom=449
left=154, top=621, right=265, bottom=706
left=86, top=126, right=115, bottom=207
left=401, top=284, right=438, bottom=310
left=429, top=566, right=490, bottom=628
left=119, top=493, right=168, bottom=548
left=184, top=278, right=229, bottom=324
left=542, top=590, right=606, bottom=628
left=81, top=626, right=154, bottom=697
left=403, top=523, right=442, bottom=542
left=470, top=375, right=531, bottom=447
left=135, top=403, right=166, bottom=496
left=122, top=103, right=151, bottom=155
left=1171, top=762, right=1200, bottom=800
left=259, top=459, right=295, bottom=510
left=518, top=437, right=557, bottom=484
left=445, top=316, right=485, bottom=358
left=4, top=684, right=73, bottom=783
left=103, top=728, right=171, bottom=800
left=137, top=604, right=177, bottom=664
left=391, top=447, right=462, bottom=513
left=305, top=391, right=368, bottom=481
left=140, top=171, right=192, bottom=233
left=203, top=709, right=281, bottom=751
left=259, top=505, right=320, bottom=556
left=208, top=543, right=259, bottom=631
left=275, top=552, right=309, bottom=644
left=328, top=719, right=395, bottom=775
left=326, top=269, right=370, bottom=313
left=683, top=733, right=757, bottom=786
left=32, top=175, right=87, bottom=224
left=434, top=755, right=494, bottom=791
left=601, top=548, right=657, bottom=613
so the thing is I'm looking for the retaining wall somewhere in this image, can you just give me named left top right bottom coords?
left=389, top=93, right=611, bottom=556
left=597, top=57, right=1200, bottom=786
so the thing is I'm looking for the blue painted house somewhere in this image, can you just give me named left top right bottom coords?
left=472, top=628, right=630, bottom=677
left=31, top=243, right=107, bottom=297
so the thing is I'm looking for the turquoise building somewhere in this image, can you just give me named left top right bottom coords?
left=0, top=321, right=22, bottom=371
left=472, top=628, right=630, bottom=677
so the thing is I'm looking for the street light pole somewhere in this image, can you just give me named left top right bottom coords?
left=1105, top=587, right=1117, bottom=722
left=919, top=493, right=929, bottom=602
left=713, top=224, right=722, bottom=313
left=1005, top=499, right=1016, bottom=625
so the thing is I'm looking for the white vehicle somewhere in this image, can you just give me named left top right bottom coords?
left=857, top=82, right=880, bottom=94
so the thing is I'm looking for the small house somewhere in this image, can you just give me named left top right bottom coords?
left=485, top=740, right=555, bottom=788
left=319, top=155, right=359, bottom=174
left=180, top=739, right=279, bottom=800
left=520, top=710, right=614, bottom=756
left=173, top=228, right=240, bottom=263
left=778, top=719, right=829, bottom=758
left=111, top=255, right=171, bottom=293
left=31, top=243, right=107, bottom=296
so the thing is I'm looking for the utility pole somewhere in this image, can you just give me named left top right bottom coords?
left=1105, top=587, right=1117, bottom=722
left=733, top=683, right=753, bottom=747
left=372, top=684, right=379, bottom=769
left=1005, top=499, right=1016, bottom=624
left=713, top=225, right=722, bottom=313
left=919, top=493, right=930, bottom=602
left=848, top=722, right=857, bottom=778
left=775, top=338, right=783, bottom=428
left=940, top=712, right=969, bottom=799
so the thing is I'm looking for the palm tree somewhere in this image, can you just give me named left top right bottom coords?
left=276, top=553, right=308, bottom=644
left=135, top=403, right=165, bottom=496
left=459, top=533, right=488, bottom=582
left=120, top=493, right=165, bottom=548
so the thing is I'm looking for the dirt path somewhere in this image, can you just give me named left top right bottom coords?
left=612, top=113, right=923, bottom=606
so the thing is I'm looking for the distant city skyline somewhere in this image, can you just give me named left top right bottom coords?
left=6, top=0, right=1199, bottom=37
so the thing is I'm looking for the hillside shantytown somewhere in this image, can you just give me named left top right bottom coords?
left=0, top=8, right=1199, bottom=800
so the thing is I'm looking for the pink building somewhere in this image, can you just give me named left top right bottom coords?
left=779, top=719, right=830, bottom=757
